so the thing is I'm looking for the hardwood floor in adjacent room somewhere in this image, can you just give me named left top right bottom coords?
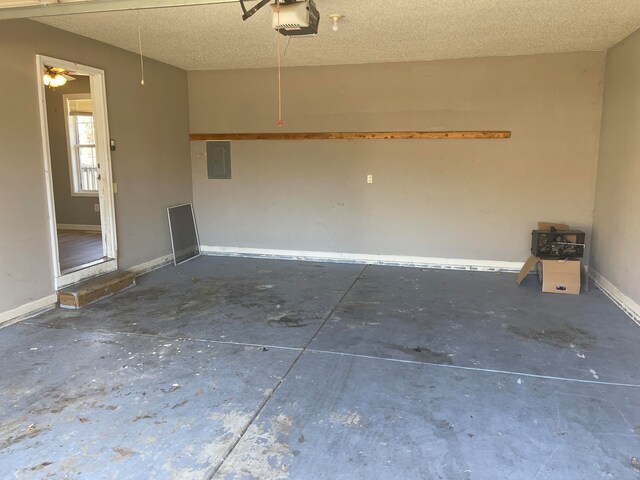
left=57, top=229, right=104, bottom=272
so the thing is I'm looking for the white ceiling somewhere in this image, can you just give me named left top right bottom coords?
left=36, top=0, right=640, bottom=71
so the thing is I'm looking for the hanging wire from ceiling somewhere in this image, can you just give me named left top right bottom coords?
left=276, top=0, right=283, bottom=127
left=137, top=12, right=145, bottom=86
left=283, top=36, right=292, bottom=57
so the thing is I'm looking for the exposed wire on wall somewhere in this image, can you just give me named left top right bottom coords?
left=276, top=0, right=283, bottom=127
left=137, top=22, right=145, bottom=86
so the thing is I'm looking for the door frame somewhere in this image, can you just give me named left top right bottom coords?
left=36, top=54, right=118, bottom=289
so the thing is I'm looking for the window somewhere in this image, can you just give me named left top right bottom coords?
left=64, top=94, right=98, bottom=195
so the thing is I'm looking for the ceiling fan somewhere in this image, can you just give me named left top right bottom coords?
left=43, top=66, right=76, bottom=88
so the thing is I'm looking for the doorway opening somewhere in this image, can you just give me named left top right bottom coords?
left=36, top=55, right=118, bottom=289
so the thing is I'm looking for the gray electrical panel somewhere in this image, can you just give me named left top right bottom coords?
left=206, top=141, right=231, bottom=179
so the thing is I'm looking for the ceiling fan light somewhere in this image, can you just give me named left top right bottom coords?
left=43, top=67, right=69, bottom=88
left=47, top=74, right=67, bottom=88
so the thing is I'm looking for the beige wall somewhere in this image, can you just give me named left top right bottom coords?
left=0, top=19, right=192, bottom=314
left=591, top=28, right=640, bottom=304
left=45, top=75, right=101, bottom=226
left=189, top=53, right=605, bottom=262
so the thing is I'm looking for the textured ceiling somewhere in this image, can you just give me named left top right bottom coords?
left=37, top=0, right=640, bottom=71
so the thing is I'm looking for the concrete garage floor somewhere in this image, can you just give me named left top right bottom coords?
left=1, top=257, right=640, bottom=479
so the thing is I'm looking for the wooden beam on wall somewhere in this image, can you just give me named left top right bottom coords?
left=189, top=131, right=511, bottom=141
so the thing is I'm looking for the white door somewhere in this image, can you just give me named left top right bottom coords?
left=36, top=55, right=118, bottom=289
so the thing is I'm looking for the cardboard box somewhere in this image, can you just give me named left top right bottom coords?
left=517, top=257, right=582, bottom=295
left=516, top=222, right=586, bottom=295
left=540, top=259, right=581, bottom=294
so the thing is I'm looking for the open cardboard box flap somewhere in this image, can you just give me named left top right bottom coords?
left=516, top=255, right=540, bottom=286
left=537, top=221, right=570, bottom=230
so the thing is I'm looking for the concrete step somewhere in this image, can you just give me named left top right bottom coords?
left=58, top=270, right=136, bottom=309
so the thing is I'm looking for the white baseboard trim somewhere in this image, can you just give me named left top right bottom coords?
left=128, top=253, right=174, bottom=276
left=589, top=269, right=640, bottom=326
left=57, top=224, right=101, bottom=232
left=200, top=246, right=524, bottom=273
left=0, top=294, right=58, bottom=330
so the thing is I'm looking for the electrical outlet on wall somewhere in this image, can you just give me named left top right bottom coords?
left=94, top=203, right=100, bottom=212
left=367, top=174, right=373, bottom=184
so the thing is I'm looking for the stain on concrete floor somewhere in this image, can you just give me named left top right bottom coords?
left=506, top=324, right=596, bottom=350
left=387, top=343, right=454, bottom=364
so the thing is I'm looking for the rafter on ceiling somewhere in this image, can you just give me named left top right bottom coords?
left=0, top=0, right=236, bottom=20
